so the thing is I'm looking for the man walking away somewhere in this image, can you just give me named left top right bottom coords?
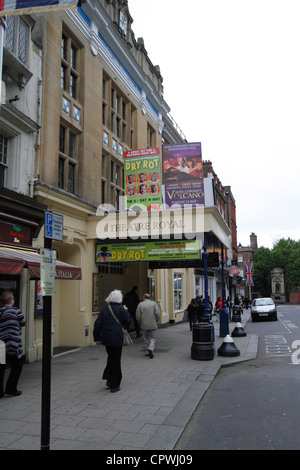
left=136, top=294, right=160, bottom=358
left=123, top=286, right=141, bottom=338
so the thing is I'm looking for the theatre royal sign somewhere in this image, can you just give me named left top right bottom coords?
left=95, top=204, right=205, bottom=244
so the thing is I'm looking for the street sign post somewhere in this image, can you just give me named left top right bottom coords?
left=41, top=212, right=63, bottom=451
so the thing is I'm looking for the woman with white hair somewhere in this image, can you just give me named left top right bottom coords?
left=93, top=290, right=131, bottom=393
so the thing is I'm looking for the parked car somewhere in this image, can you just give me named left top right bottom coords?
left=251, top=297, right=277, bottom=321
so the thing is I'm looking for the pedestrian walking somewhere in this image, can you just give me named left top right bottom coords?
left=93, top=290, right=131, bottom=393
left=227, top=296, right=232, bottom=316
left=136, top=294, right=160, bottom=358
left=0, top=291, right=26, bottom=398
left=215, top=297, right=222, bottom=321
left=123, top=285, right=141, bottom=338
left=187, top=298, right=198, bottom=330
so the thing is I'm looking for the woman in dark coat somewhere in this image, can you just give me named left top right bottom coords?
left=187, top=298, right=198, bottom=331
left=93, top=290, right=131, bottom=393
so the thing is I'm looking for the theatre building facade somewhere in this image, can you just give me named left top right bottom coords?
left=0, top=1, right=232, bottom=362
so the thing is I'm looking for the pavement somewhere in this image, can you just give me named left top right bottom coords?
left=0, top=309, right=258, bottom=451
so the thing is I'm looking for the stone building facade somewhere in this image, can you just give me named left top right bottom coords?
left=1, top=1, right=233, bottom=361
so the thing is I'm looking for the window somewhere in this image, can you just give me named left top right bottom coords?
left=101, top=150, right=124, bottom=207
left=68, top=162, right=75, bottom=193
left=61, top=65, right=67, bottom=90
left=58, top=124, right=78, bottom=193
left=59, top=32, right=82, bottom=195
left=61, top=34, right=79, bottom=100
left=101, top=74, right=138, bottom=207
left=109, top=160, right=122, bottom=206
left=102, top=74, right=135, bottom=147
left=0, top=135, right=8, bottom=187
left=59, top=126, right=66, bottom=153
left=174, top=273, right=183, bottom=310
left=61, top=35, right=67, bottom=60
left=58, top=157, right=65, bottom=189
left=0, top=136, right=8, bottom=166
left=69, top=132, right=76, bottom=159
left=70, top=73, right=77, bottom=98
left=5, top=16, right=29, bottom=65
left=147, top=124, right=156, bottom=148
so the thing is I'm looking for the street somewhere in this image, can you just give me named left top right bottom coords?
left=175, top=305, right=300, bottom=450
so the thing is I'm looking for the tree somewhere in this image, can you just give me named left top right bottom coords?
left=253, top=247, right=273, bottom=296
left=253, top=238, right=300, bottom=298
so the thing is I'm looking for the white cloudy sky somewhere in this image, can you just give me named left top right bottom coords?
left=128, top=0, right=300, bottom=249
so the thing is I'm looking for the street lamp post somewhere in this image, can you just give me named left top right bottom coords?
left=219, top=243, right=229, bottom=337
left=203, top=237, right=211, bottom=320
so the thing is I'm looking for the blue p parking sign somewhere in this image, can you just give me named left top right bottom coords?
left=45, top=212, right=63, bottom=241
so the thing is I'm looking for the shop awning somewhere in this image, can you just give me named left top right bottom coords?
left=0, top=247, right=82, bottom=280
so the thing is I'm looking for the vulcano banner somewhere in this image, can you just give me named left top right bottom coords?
left=124, top=148, right=163, bottom=211
left=163, top=142, right=204, bottom=208
left=95, top=240, right=201, bottom=263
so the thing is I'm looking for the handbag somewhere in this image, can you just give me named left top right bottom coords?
left=108, top=304, right=133, bottom=346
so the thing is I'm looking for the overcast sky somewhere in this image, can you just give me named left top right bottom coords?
left=128, top=0, right=300, bottom=249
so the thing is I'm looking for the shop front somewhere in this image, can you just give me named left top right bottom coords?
left=0, top=188, right=82, bottom=362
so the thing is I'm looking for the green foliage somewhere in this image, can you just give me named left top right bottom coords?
left=253, top=247, right=273, bottom=296
left=253, top=238, right=300, bottom=297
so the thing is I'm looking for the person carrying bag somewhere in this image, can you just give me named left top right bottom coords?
left=93, top=290, right=131, bottom=393
left=108, top=304, right=133, bottom=345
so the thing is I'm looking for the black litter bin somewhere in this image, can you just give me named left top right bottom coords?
left=191, top=322, right=214, bottom=361
left=231, top=305, right=242, bottom=322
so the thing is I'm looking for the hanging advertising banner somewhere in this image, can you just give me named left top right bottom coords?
left=124, top=148, right=163, bottom=211
left=162, top=142, right=205, bottom=208
left=228, top=265, right=241, bottom=277
left=95, top=239, right=200, bottom=263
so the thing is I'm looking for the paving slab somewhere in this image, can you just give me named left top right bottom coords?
left=0, top=309, right=257, bottom=450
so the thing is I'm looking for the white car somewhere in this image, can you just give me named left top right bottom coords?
left=251, top=297, right=278, bottom=321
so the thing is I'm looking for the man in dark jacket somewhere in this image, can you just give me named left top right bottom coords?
left=0, top=291, right=26, bottom=397
left=123, top=285, right=141, bottom=338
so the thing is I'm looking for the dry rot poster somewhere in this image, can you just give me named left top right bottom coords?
left=162, top=142, right=205, bottom=208
left=124, top=148, right=162, bottom=211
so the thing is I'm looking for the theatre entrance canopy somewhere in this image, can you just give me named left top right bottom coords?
left=88, top=206, right=231, bottom=262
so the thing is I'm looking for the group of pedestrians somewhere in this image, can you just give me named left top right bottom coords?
left=0, top=286, right=249, bottom=399
left=93, top=286, right=160, bottom=393
left=235, top=295, right=250, bottom=309
left=186, top=294, right=213, bottom=330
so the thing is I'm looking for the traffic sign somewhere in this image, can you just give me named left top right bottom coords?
left=45, top=211, right=63, bottom=241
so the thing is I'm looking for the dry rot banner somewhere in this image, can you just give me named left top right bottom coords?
left=95, top=240, right=201, bottom=263
left=163, top=142, right=205, bottom=208
left=124, top=148, right=163, bottom=211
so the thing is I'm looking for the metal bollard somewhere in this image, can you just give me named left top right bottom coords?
left=191, top=322, right=215, bottom=361
left=231, top=305, right=242, bottom=322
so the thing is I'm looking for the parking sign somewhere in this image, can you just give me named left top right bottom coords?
left=45, top=212, right=63, bottom=241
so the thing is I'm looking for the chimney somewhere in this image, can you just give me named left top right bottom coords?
left=250, top=232, right=257, bottom=251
